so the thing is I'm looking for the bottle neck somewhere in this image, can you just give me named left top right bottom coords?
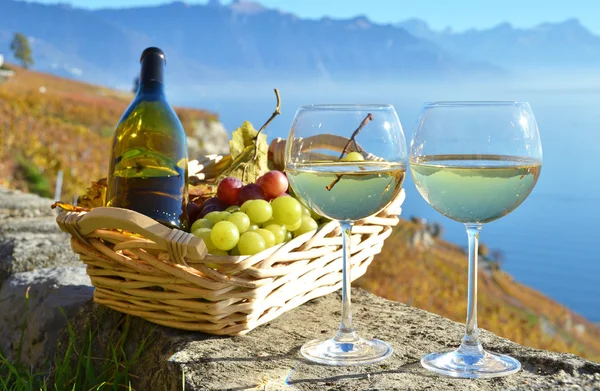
left=137, top=80, right=165, bottom=97
left=138, top=52, right=165, bottom=96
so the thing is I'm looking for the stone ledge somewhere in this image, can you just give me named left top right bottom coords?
left=0, top=188, right=80, bottom=288
left=0, top=187, right=57, bottom=219
left=65, top=288, right=600, bottom=391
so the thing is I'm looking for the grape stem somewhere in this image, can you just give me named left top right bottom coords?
left=338, top=113, right=372, bottom=160
left=326, top=113, right=373, bottom=191
left=253, top=88, right=281, bottom=160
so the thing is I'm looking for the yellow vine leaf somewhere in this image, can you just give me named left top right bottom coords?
left=217, top=121, right=269, bottom=184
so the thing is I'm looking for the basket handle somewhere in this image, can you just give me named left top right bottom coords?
left=57, top=207, right=207, bottom=263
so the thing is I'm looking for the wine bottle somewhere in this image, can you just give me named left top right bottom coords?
left=106, top=47, right=189, bottom=231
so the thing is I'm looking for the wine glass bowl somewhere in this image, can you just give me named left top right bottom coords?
left=286, top=104, right=408, bottom=365
left=410, top=101, right=542, bottom=378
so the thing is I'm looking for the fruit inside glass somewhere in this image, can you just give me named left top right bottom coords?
left=285, top=104, right=408, bottom=366
left=410, top=101, right=543, bottom=378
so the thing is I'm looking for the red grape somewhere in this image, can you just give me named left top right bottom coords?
left=187, top=202, right=202, bottom=224
left=200, top=203, right=225, bottom=218
left=202, top=197, right=227, bottom=209
left=238, top=184, right=266, bottom=205
left=217, top=177, right=243, bottom=205
left=258, top=170, right=289, bottom=198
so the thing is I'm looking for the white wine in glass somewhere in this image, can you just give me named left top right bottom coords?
left=410, top=102, right=542, bottom=378
left=287, top=161, right=406, bottom=221
left=286, top=104, right=408, bottom=366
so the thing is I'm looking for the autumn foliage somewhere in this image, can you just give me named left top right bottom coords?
left=0, top=65, right=217, bottom=202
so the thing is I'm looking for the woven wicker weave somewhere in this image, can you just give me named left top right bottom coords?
left=56, top=136, right=405, bottom=336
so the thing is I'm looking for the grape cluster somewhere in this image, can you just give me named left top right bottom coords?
left=189, top=170, right=324, bottom=256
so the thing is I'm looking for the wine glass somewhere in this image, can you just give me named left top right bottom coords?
left=285, top=104, right=408, bottom=365
left=410, top=101, right=543, bottom=378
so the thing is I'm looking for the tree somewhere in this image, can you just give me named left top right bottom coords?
left=10, top=33, right=34, bottom=69
left=132, top=76, right=139, bottom=93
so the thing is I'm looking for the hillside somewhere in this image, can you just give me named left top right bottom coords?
left=0, top=64, right=217, bottom=202
left=2, top=67, right=599, bottom=363
left=357, top=221, right=600, bottom=361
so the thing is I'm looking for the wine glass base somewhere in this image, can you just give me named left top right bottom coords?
left=421, top=349, right=521, bottom=379
left=301, top=336, right=393, bottom=366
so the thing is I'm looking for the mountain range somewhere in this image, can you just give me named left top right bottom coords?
left=1, top=0, right=600, bottom=89
left=398, top=18, right=600, bottom=71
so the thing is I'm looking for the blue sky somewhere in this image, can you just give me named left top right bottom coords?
left=31, top=0, right=600, bottom=33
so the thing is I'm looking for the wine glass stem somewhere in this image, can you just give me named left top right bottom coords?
left=459, top=223, right=484, bottom=355
left=335, top=220, right=358, bottom=341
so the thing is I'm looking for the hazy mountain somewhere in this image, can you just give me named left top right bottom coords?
left=0, top=0, right=498, bottom=89
left=397, top=18, right=600, bottom=71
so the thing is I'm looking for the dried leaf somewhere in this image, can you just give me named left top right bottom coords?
left=218, top=121, right=269, bottom=184
left=51, top=202, right=90, bottom=212
left=189, top=182, right=217, bottom=204
left=77, top=178, right=107, bottom=209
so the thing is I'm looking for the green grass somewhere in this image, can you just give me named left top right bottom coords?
left=0, top=291, right=158, bottom=391
left=15, top=155, right=52, bottom=198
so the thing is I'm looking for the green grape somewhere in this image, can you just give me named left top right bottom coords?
left=256, top=228, right=276, bottom=248
left=246, top=200, right=273, bottom=224
left=238, top=232, right=267, bottom=255
left=302, top=206, right=311, bottom=216
left=341, top=151, right=365, bottom=162
left=309, top=208, right=321, bottom=221
left=284, top=231, right=293, bottom=242
left=247, top=224, right=259, bottom=232
left=210, top=221, right=240, bottom=251
left=263, top=219, right=286, bottom=230
left=226, top=205, right=241, bottom=213
left=192, top=228, right=217, bottom=251
left=227, top=212, right=251, bottom=234
left=229, top=246, right=241, bottom=256
left=240, top=200, right=255, bottom=213
left=262, top=218, right=277, bottom=227
left=264, top=224, right=286, bottom=244
left=209, top=249, right=229, bottom=256
left=285, top=218, right=302, bottom=232
left=300, top=201, right=321, bottom=220
left=205, top=211, right=229, bottom=224
left=294, top=216, right=319, bottom=236
left=271, top=196, right=303, bottom=225
left=190, top=218, right=212, bottom=232
left=217, top=211, right=231, bottom=221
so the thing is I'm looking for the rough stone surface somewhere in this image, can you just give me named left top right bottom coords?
left=0, top=188, right=80, bottom=287
left=65, top=289, right=600, bottom=391
left=0, top=267, right=93, bottom=368
left=0, top=187, right=56, bottom=219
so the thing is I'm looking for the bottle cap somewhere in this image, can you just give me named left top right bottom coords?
left=140, top=47, right=166, bottom=65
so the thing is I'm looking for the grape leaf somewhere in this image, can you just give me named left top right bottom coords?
left=229, top=121, right=261, bottom=159
left=217, top=121, right=269, bottom=184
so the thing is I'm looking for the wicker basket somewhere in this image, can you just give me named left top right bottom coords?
left=56, top=136, right=406, bottom=336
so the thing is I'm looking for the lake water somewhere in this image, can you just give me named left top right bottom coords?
left=172, top=76, right=600, bottom=322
